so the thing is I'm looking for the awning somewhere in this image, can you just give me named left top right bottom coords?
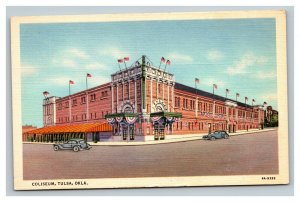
left=150, top=112, right=182, bottom=118
left=104, top=113, right=139, bottom=119
left=24, top=122, right=112, bottom=135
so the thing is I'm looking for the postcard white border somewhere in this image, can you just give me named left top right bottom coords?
left=11, top=10, right=289, bottom=190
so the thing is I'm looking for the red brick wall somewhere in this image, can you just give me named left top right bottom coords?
left=56, top=83, right=112, bottom=125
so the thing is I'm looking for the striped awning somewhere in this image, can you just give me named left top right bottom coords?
left=24, top=122, right=112, bottom=135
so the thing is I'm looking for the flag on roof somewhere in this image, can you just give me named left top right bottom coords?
left=166, top=60, right=171, bottom=65
left=69, top=80, right=75, bottom=84
left=124, top=57, right=129, bottom=62
left=226, top=89, right=230, bottom=93
left=213, top=84, right=218, bottom=89
left=195, top=78, right=200, bottom=84
left=236, top=93, right=240, bottom=97
left=245, top=97, right=248, bottom=101
left=252, top=99, right=256, bottom=102
left=118, top=59, right=123, bottom=63
left=86, top=73, right=92, bottom=77
left=161, top=57, right=166, bottom=63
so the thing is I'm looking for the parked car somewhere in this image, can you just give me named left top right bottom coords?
left=202, top=130, right=230, bottom=141
left=53, top=139, right=91, bottom=152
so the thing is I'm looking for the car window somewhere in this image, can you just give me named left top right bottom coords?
left=79, top=140, right=85, bottom=144
left=67, top=140, right=76, bottom=144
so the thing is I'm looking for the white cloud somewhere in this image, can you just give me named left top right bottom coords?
left=260, top=93, right=277, bottom=102
left=88, top=75, right=111, bottom=87
left=62, top=59, right=77, bottom=67
left=67, top=48, right=90, bottom=59
left=20, top=65, right=39, bottom=77
left=99, top=47, right=130, bottom=59
left=45, top=76, right=74, bottom=86
left=226, top=53, right=269, bottom=75
left=202, top=78, right=226, bottom=88
left=85, top=63, right=107, bottom=70
left=166, top=52, right=193, bottom=63
left=207, top=50, right=224, bottom=61
left=256, top=71, right=276, bottom=79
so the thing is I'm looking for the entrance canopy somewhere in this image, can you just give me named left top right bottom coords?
left=105, top=113, right=139, bottom=118
left=105, top=113, right=139, bottom=125
left=150, top=112, right=182, bottom=118
left=24, top=122, right=112, bottom=135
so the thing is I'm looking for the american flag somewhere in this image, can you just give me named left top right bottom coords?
left=86, top=73, right=92, bottom=77
left=124, top=57, right=130, bottom=62
left=117, top=59, right=123, bottom=63
left=195, top=78, right=200, bottom=84
left=226, top=89, right=230, bottom=93
left=161, top=57, right=166, bottom=63
left=166, top=60, right=171, bottom=65
left=263, top=101, right=268, bottom=105
left=69, top=80, right=75, bottom=84
left=236, top=93, right=240, bottom=97
left=245, top=97, right=248, bottom=101
left=252, top=99, right=256, bottom=102
left=213, top=84, right=218, bottom=89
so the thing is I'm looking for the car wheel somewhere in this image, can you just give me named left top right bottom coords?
left=224, top=134, right=229, bottom=139
left=73, top=146, right=79, bottom=152
left=211, top=137, right=216, bottom=141
left=53, top=146, right=59, bottom=151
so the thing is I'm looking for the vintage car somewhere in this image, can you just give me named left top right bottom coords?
left=202, top=130, right=230, bottom=141
left=53, top=139, right=91, bottom=152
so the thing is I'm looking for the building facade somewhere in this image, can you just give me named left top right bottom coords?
left=43, top=55, right=265, bottom=141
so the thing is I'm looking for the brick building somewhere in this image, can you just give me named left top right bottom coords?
left=41, top=55, right=265, bottom=142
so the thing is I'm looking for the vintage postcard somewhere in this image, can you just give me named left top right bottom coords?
left=11, top=10, right=289, bottom=190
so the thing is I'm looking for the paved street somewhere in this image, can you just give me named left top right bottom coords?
left=23, top=130, right=278, bottom=180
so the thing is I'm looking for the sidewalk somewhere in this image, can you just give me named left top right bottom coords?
left=23, top=128, right=277, bottom=146
left=89, top=128, right=277, bottom=146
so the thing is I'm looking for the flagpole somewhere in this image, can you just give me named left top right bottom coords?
left=159, top=60, right=162, bottom=69
left=124, top=61, right=127, bottom=69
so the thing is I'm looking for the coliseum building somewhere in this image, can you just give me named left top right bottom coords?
left=25, top=55, right=265, bottom=142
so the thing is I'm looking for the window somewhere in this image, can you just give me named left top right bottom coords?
left=65, top=101, right=69, bottom=108
left=90, top=94, right=96, bottom=101
left=158, top=84, right=161, bottom=94
left=101, top=91, right=108, bottom=98
left=58, top=103, right=62, bottom=110
left=72, top=99, right=77, bottom=106
left=81, top=96, right=86, bottom=104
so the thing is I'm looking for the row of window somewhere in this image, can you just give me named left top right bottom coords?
left=57, top=92, right=109, bottom=110
left=171, top=122, right=226, bottom=131
left=57, top=111, right=109, bottom=123
left=174, top=96, right=258, bottom=117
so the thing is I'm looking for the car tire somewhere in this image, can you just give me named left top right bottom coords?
left=211, top=137, right=216, bottom=141
left=73, top=146, right=79, bottom=152
left=53, top=145, right=59, bottom=151
left=224, top=134, right=229, bottom=139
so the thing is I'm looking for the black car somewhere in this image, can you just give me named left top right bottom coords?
left=202, top=130, right=229, bottom=141
left=53, top=139, right=91, bottom=152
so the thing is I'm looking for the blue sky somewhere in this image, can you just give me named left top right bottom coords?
left=20, top=18, right=277, bottom=127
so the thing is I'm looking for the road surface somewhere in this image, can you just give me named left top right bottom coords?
left=23, top=130, right=278, bottom=180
